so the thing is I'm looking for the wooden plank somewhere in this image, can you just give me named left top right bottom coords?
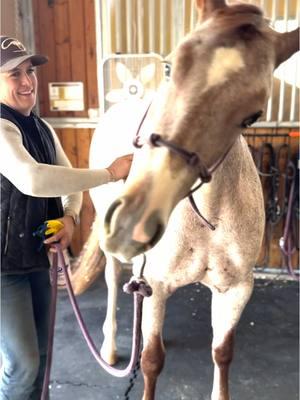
left=75, top=129, right=90, bottom=168
left=75, top=129, right=95, bottom=249
left=56, top=128, right=81, bottom=254
left=68, top=0, right=87, bottom=118
left=83, top=0, right=99, bottom=111
left=59, top=128, right=78, bottom=167
left=54, top=128, right=63, bottom=143
left=32, top=0, right=58, bottom=117
left=53, top=0, right=73, bottom=118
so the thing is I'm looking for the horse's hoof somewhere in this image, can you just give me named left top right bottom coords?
left=100, top=349, right=118, bottom=366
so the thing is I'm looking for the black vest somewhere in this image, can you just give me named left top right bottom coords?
left=1, top=103, right=63, bottom=274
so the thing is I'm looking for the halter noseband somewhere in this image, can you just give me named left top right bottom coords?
left=133, top=103, right=235, bottom=231
left=149, top=133, right=212, bottom=184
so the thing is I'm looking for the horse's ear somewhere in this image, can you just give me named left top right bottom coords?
left=274, top=28, right=299, bottom=68
left=195, top=0, right=226, bottom=22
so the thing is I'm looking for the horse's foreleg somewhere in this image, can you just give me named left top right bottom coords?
left=141, top=289, right=167, bottom=400
left=210, top=278, right=254, bottom=400
left=100, top=255, right=122, bottom=365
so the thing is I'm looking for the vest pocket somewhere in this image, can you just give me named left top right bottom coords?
left=4, top=216, right=10, bottom=255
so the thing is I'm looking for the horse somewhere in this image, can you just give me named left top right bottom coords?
left=85, top=1, right=299, bottom=399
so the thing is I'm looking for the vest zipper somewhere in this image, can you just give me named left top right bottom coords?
left=4, top=216, right=11, bottom=255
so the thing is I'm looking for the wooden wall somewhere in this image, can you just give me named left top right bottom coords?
left=32, top=0, right=98, bottom=118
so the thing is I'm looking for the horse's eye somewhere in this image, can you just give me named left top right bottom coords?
left=241, top=111, right=263, bottom=128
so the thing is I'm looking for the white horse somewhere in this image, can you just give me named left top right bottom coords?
left=88, top=98, right=152, bottom=364
left=84, top=1, right=299, bottom=399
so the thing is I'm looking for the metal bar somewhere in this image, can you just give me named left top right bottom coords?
left=99, top=0, right=112, bottom=56
left=170, top=0, right=176, bottom=50
left=137, top=0, right=144, bottom=53
left=243, top=133, right=291, bottom=138
left=290, top=78, right=297, bottom=122
left=94, top=0, right=105, bottom=115
left=266, top=78, right=274, bottom=122
left=277, top=0, right=289, bottom=122
left=160, top=0, right=167, bottom=56
left=190, top=0, right=197, bottom=32
left=266, top=0, right=278, bottom=121
left=252, top=121, right=300, bottom=128
left=148, top=0, right=156, bottom=53
left=290, top=0, right=300, bottom=122
left=44, top=117, right=101, bottom=129
left=271, top=0, right=278, bottom=23
left=254, top=267, right=300, bottom=275
left=115, top=0, right=122, bottom=53
left=171, top=0, right=185, bottom=51
left=126, top=0, right=133, bottom=53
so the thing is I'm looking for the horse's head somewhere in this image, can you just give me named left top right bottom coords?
left=101, top=0, right=299, bottom=261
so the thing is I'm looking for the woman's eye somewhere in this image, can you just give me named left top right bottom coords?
left=27, top=68, right=35, bottom=74
left=10, top=71, right=20, bottom=78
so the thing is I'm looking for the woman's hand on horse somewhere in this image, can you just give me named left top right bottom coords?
left=44, top=215, right=75, bottom=251
left=107, top=154, right=133, bottom=181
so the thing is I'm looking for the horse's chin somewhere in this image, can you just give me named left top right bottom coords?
left=103, top=239, right=149, bottom=263
left=103, top=222, right=165, bottom=262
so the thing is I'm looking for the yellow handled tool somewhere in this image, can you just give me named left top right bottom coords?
left=44, top=219, right=64, bottom=236
left=33, top=220, right=64, bottom=249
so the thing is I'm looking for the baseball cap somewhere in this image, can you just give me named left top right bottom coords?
left=0, top=36, right=48, bottom=72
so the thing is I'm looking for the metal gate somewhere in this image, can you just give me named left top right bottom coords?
left=96, top=0, right=300, bottom=126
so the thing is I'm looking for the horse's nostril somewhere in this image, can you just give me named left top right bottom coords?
left=104, top=199, right=123, bottom=235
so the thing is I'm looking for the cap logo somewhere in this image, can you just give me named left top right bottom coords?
left=1, top=38, right=26, bottom=53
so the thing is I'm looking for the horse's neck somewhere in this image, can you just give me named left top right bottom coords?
left=193, top=136, right=255, bottom=212
left=215, top=135, right=252, bottom=182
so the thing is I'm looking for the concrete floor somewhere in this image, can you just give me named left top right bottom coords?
left=49, top=271, right=299, bottom=400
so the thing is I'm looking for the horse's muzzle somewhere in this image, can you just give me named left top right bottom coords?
left=102, top=196, right=165, bottom=261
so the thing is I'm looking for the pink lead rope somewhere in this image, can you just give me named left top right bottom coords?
left=41, top=244, right=152, bottom=400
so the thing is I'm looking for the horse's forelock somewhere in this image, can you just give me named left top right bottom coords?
left=196, top=2, right=265, bottom=34
left=222, top=3, right=263, bottom=17
left=197, top=3, right=267, bottom=44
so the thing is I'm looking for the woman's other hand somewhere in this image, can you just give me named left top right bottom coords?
left=106, top=154, right=133, bottom=181
left=43, top=215, right=75, bottom=250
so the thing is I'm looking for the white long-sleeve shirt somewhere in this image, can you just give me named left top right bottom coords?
left=0, top=118, right=113, bottom=220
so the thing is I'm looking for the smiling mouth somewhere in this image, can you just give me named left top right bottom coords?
left=18, top=91, right=34, bottom=96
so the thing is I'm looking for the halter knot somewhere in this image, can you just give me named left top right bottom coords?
left=200, top=172, right=212, bottom=183
left=123, top=277, right=153, bottom=297
left=149, top=133, right=161, bottom=146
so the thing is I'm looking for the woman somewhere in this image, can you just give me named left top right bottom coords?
left=0, top=36, right=132, bottom=400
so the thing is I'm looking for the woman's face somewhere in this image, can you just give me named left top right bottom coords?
left=0, top=60, right=37, bottom=116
